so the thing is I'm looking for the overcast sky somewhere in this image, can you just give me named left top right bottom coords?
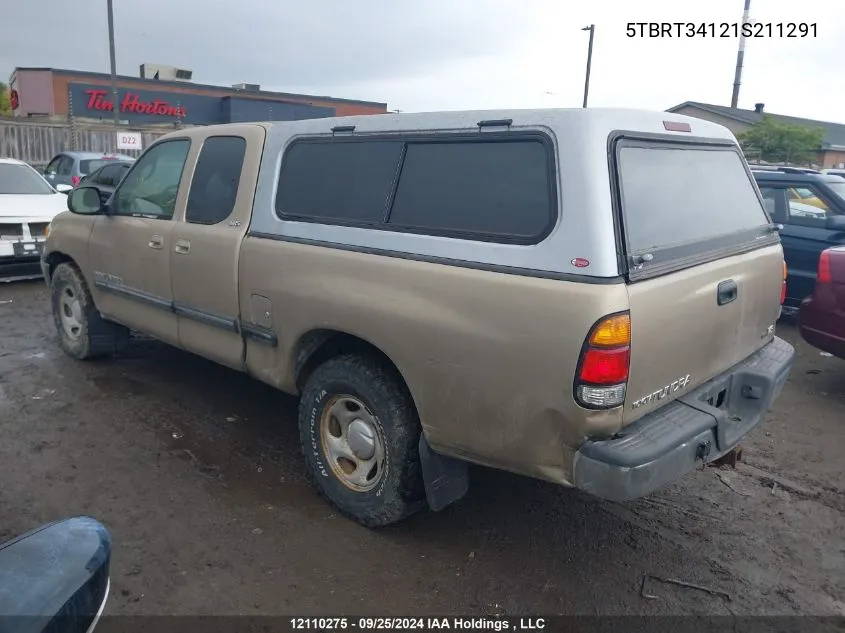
left=2, top=0, right=843, bottom=121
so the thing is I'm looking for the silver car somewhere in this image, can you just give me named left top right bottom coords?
left=42, top=151, right=135, bottom=189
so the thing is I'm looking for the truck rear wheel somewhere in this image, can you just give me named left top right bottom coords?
left=50, top=263, right=129, bottom=360
left=298, top=354, right=426, bottom=527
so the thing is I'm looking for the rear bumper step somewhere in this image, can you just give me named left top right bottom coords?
left=572, top=336, right=795, bottom=502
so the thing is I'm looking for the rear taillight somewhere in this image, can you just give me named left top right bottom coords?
left=71, top=176, right=81, bottom=186
left=818, top=250, right=832, bottom=285
left=575, top=312, right=631, bottom=409
left=781, top=260, right=787, bottom=304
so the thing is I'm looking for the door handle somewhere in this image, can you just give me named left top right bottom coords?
left=717, top=279, right=738, bottom=306
left=174, top=239, right=191, bottom=254
left=148, top=235, right=163, bottom=250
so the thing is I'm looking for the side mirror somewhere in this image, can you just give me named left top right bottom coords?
left=825, top=215, right=845, bottom=231
left=55, top=183, right=73, bottom=194
left=67, top=186, right=105, bottom=215
left=0, top=516, right=111, bottom=633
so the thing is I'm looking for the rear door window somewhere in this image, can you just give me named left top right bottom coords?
left=616, top=143, right=770, bottom=261
left=57, top=156, right=74, bottom=175
left=185, top=136, right=247, bottom=225
left=758, top=186, right=789, bottom=224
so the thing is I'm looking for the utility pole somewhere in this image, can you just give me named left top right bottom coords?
left=107, top=0, right=120, bottom=129
left=581, top=25, right=595, bottom=108
left=730, top=0, right=751, bottom=108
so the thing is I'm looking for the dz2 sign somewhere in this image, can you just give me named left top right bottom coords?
left=116, top=132, right=143, bottom=151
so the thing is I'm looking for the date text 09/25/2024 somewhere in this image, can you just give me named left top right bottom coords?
left=289, top=617, right=546, bottom=631
left=627, top=22, right=817, bottom=38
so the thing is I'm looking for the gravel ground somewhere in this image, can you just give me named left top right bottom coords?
left=0, top=280, right=843, bottom=617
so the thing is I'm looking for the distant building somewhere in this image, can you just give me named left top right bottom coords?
left=8, top=65, right=388, bottom=127
left=667, top=101, right=845, bottom=168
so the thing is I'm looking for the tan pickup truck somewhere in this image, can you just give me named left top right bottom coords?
left=42, top=109, right=795, bottom=527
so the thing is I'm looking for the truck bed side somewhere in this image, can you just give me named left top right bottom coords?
left=238, top=238, right=629, bottom=485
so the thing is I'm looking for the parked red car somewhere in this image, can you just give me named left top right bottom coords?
left=799, top=246, right=845, bottom=359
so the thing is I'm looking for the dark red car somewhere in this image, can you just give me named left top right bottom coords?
left=799, top=246, right=845, bottom=359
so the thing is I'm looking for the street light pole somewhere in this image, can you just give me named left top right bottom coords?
left=730, top=0, right=752, bottom=108
left=106, top=0, right=120, bottom=129
left=581, top=25, right=595, bottom=108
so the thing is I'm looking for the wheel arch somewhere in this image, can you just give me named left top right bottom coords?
left=43, top=251, right=76, bottom=283
left=293, top=329, right=420, bottom=414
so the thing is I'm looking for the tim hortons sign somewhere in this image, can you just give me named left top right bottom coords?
left=84, top=89, right=187, bottom=118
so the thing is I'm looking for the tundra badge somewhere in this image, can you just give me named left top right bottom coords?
left=632, top=374, right=692, bottom=409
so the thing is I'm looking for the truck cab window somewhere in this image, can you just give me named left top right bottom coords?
left=185, top=136, right=246, bottom=225
left=112, top=140, right=190, bottom=219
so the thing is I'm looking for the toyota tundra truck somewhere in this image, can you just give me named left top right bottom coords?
left=41, top=109, right=795, bottom=527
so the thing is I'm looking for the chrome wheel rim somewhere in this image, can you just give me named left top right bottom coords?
left=58, top=284, right=83, bottom=340
left=320, top=395, right=386, bottom=493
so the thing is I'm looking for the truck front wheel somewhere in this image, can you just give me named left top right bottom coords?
left=50, top=263, right=129, bottom=360
left=298, top=354, right=426, bottom=527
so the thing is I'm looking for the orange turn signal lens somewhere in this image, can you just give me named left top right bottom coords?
left=588, top=313, right=631, bottom=347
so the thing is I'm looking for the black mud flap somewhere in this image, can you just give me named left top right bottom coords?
left=418, top=435, right=469, bottom=512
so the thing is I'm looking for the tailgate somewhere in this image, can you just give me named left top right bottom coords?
left=613, top=136, right=784, bottom=423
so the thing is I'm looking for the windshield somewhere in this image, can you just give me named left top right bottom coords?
left=617, top=144, right=768, bottom=253
left=0, top=163, right=56, bottom=195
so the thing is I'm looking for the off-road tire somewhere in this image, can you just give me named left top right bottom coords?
left=298, top=354, right=426, bottom=527
left=50, top=263, right=130, bottom=360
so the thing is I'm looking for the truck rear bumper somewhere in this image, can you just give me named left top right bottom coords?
left=572, top=336, right=795, bottom=502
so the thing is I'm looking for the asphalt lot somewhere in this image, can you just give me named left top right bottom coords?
left=0, top=280, right=843, bottom=616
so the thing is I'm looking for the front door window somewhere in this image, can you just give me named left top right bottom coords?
left=786, top=186, right=832, bottom=227
left=112, top=140, right=190, bottom=219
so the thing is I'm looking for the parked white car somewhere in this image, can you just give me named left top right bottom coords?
left=788, top=199, right=827, bottom=219
left=1, top=158, right=70, bottom=282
